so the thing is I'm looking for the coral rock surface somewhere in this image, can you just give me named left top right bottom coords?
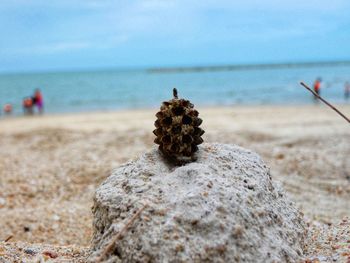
left=91, top=143, right=306, bottom=262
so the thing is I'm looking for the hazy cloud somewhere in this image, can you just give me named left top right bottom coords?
left=0, top=0, right=349, bottom=71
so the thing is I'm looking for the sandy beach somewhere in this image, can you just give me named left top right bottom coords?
left=0, top=105, right=349, bottom=262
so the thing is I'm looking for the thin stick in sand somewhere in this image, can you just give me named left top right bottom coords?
left=4, top=235, right=13, bottom=242
left=300, top=82, right=350, bottom=124
left=96, top=203, right=149, bottom=262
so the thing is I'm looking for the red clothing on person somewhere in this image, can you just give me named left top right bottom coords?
left=23, top=98, right=33, bottom=107
left=35, top=91, right=43, bottom=103
left=34, top=90, right=44, bottom=113
left=3, top=104, right=12, bottom=113
left=314, top=81, right=321, bottom=93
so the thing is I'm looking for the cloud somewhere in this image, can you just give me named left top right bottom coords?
left=1, top=35, right=131, bottom=55
left=1, top=41, right=90, bottom=55
left=0, top=0, right=349, bottom=70
left=102, top=0, right=350, bottom=43
left=32, top=41, right=91, bottom=54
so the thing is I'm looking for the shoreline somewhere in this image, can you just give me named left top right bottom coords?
left=2, top=101, right=350, bottom=120
left=1, top=102, right=350, bottom=118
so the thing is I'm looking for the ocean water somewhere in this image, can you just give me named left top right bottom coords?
left=0, top=64, right=349, bottom=115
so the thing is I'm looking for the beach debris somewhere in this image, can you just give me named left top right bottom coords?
left=95, top=203, right=148, bottom=262
left=90, top=143, right=306, bottom=262
left=153, top=88, right=204, bottom=164
left=4, top=235, right=13, bottom=242
left=300, top=82, right=350, bottom=124
left=42, top=250, right=58, bottom=258
left=24, top=248, right=37, bottom=256
left=0, top=242, right=89, bottom=262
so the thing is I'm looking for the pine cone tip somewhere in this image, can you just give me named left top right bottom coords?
left=173, top=88, right=178, bottom=99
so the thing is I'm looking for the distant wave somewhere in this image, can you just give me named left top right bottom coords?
left=148, top=60, right=350, bottom=74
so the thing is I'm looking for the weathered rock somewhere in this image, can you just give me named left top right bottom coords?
left=90, top=143, right=306, bottom=262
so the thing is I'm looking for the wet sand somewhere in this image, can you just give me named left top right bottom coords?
left=0, top=105, right=349, bottom=262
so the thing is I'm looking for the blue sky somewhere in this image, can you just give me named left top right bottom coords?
left=0, top=0, right=350, bottom=72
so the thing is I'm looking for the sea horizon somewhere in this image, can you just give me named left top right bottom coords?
left=1, top=59, right=350, bottom=76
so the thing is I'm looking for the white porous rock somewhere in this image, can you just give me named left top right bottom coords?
left=90, top=143, right=306, bottom=263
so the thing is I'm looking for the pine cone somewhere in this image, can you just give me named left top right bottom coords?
left=153, top=88, right=204, bottom=164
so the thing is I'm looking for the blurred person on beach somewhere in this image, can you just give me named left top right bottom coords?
left=33, top=89, right=44, bottom=114
left=313, top=78, right=322, bottom=100
left=23, top=97, right=34, bottom=115
left=3, top=103, right=13, bottom=115
left=345, top=82, right=350, bottom=99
